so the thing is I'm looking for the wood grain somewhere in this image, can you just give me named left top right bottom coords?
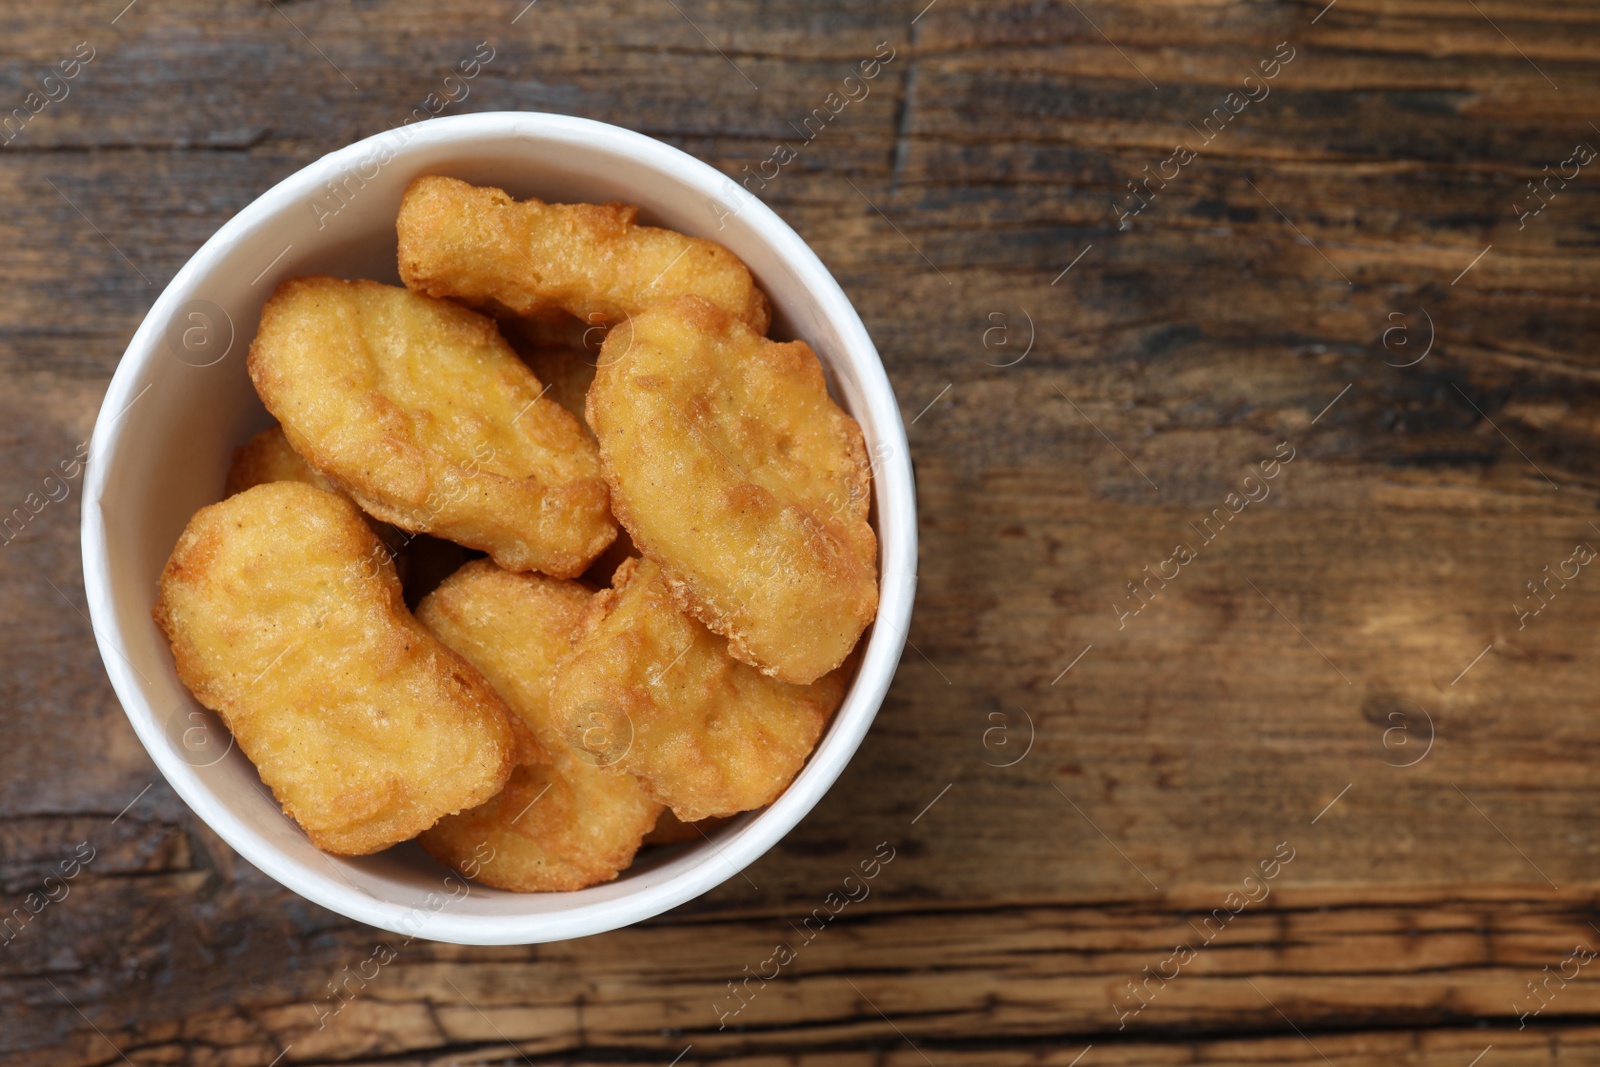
left=3, top=0, right=1600, bottom=1063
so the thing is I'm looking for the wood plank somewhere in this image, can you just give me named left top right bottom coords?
left=14, top=885, right=1600, bottom=1062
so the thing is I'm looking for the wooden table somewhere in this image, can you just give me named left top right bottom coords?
left=4, top=1, right=1599, bottom=1063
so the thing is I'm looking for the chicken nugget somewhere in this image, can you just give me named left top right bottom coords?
left=153, top=482, right=516, bottom=856
left=416, top=561, right=662, bottom=891
left=588, top=296, right=878, bottom=685
left=225, top=424, right=340, bottom=497
left=500, top=329, right=637, bottom=584
left=247, top=276, right=615, bottom=578
left=397, top=175, right=770, bottom=333
left=550, top=557, right=845, bottom=822
left=226, top=423, right=413, bottom=581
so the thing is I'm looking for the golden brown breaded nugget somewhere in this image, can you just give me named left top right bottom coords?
left=550, top=558, right=844, bottom=822
left=588, top=296, right=878, bottom=685
left=417, top=561, right=591, bottom=758
left=397, top=175, right=770, bottom=333
left=421, top=762, right=662, bottom=893
left=226, top=424, right=413, bottom=584
left=247, top=276, right=616, bottom=578
left=416, top=561, right=661, bottom=891
left=224, top=424, right=340, bottom=497
left=153, top=482, right=516, bottom=856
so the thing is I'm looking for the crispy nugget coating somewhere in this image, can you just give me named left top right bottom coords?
left=396, top=175, right=770, bottom=333
left=225, top=423, right=414, bottom=579
left=247, top=276, right=615, bottom=578
left=588, top=296, right=879, bottom=684
left=499, top=334, right=638, bottom=585
left=420, top=762, right=662, bottom=893
left=416, top=561, right=662, bottom=891
left=550, top=558, right=845, bottom=822
left=153, top=482, right=516, bottom=856
left=416, top=561, right=592, bottom=759
left=225, top=424, right=340, bottom=497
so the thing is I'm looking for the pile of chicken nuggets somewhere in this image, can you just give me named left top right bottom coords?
left=154, top=176, right=879, bottom=892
